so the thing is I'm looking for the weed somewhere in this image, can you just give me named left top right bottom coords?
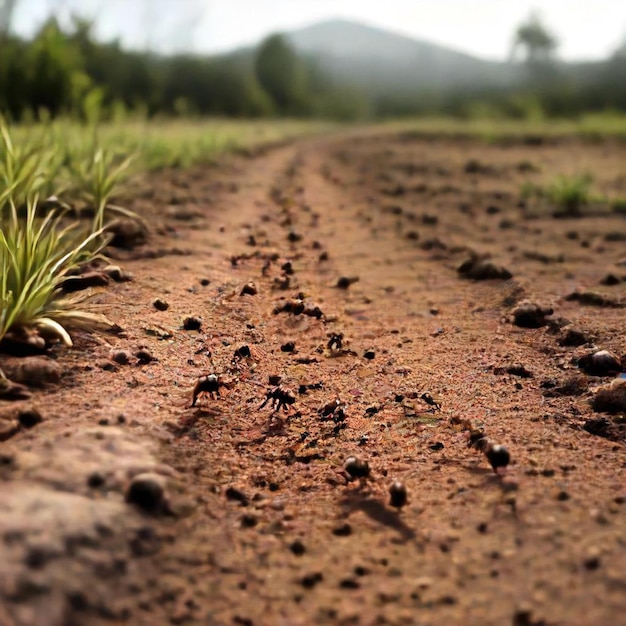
left=547, top=173, right=593, bottom=216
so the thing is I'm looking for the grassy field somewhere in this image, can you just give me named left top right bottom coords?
left=378, top=113, right=626, bottom=141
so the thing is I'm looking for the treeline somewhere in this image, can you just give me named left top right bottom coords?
left=1, top=17, right=626, bottom=122
left=0, top=19, right=368, bottom=121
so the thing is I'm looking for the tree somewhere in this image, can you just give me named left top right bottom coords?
left=0, top=0, right=18, bottom=35
left=511, top=12, right=557, bottom=64
left=255, top=34, right=308, bottom=115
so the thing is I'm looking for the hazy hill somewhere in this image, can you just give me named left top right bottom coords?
left=284, top=19, right=519, bottom=94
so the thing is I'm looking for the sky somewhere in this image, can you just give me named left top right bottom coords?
left=10, top=0, right=626, bottom=61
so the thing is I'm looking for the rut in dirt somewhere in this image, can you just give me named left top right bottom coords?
left=1, top=133, right=625, bottom=626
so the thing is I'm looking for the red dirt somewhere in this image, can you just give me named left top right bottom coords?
left=1, top=132, right=625, bottom=626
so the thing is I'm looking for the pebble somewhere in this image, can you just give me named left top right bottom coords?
left=111, top=350, right=132, bottom=365
left=183, top=316, right=202, bottom=331
left=512, top=301, right=553, bottom=328
left=578, top=350, right=622, bottom=376
left=153, top=298, right=169, bottom=311
left=240, top=282, right=258, bottom=296
left=17, top=407, right=43, bottom=428
left=126, top=473, right=166, bottom=513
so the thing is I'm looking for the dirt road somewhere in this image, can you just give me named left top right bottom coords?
left=1, top=131, right=625, bottom=626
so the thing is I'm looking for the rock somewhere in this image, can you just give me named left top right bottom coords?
left=152, top=298, right=169, bottom=311
left=388, top=481, right=408, bottom=509
left=458, top=257, right=512, bottom=280
left=565, top=289, right=623, bottom=308
left=182, top=316, right=202, bottom=331
left=557, top=326, right=590, bottom=347
left=289, top=539, right=306, bottom=556
left=512, top=301, right=553, bottom=328
left=592, top=380, right=626, bottom=414
left=600, top=273, right=621, bottom=286
left=134, top=349, right=155, bottom=364
left=542, top=375, right=588, bottom=397
left=102, top=265, right=133, bottom=282
left=111, top=350, right=132, bottom=365
left=240, top=282, right=258, bottom=296
left=126, top=472, right=167, bottom=513
left=336, top=276, right=359, bottom=289
left=106, top=218, right=148, bottom=249
left=59, top=272, right=109, bottom=293
left=578, top=350, right=622, bottom=376
left=6, top=357, right=61, bottom=387
left=17, top=407, right=43, bottom=428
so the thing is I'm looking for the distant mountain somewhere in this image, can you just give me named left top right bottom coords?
left=284, top=19, right=519, bottom=94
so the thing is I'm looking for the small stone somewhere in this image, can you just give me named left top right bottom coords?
left=289, top=539, right=306, bottom=556
left=111, top=350, right=132, bottom=365
left=87, top=471, right=106, bottom=489
left=153, top=298, right=169, bottom=311
left=557, top=326, right=590, bottom=347
left=126, top=473, right=166, bottom=513
left=578, top=350, right=622, bottom=376
left=388, top=481, right=408, bottom=509
left=512, top=301, right=553, bottom=328
left=17, top=407, right=43, bottom=428
left=300, top=572, right=323, bottom=589
left=458, top=257, right=512, bottom=280
left=583, top=549, right=601, bottom=570
left=600, top=273, right=621, bottom=286
left=280, top=342, right=296, bottom=353
left=135, top=349, right=155, bottom=364
left=240, top=282, right=258, bottom=296
left=336, top=276, right=359, bottom=289
left=106, top=218, right=148, bottom=249
left=225, top=486, right=249, bottom=505
left=485, top=444, right=510, bottom=473
left=287, top=231, right=302, bottom=243
left=182, top=316, right=202, bottom=331
left=240, top=514, right=257, bottom=528
left=103, top=265, right=133, bottom=282
left=363, top=350, right=376, bottom=360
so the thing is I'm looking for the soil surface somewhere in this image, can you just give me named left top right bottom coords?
left=1, top=131, right=625, bottom=626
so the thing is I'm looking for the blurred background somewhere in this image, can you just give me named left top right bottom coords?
left=1, top=0, right=626, bottom=121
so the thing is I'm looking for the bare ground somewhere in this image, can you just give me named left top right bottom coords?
left=1, top=131, right=625, bottom=626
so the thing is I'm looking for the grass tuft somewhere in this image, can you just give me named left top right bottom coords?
left=547, top=173, right=593, bottom=216
left=0, top=197, right=112, bottom=348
